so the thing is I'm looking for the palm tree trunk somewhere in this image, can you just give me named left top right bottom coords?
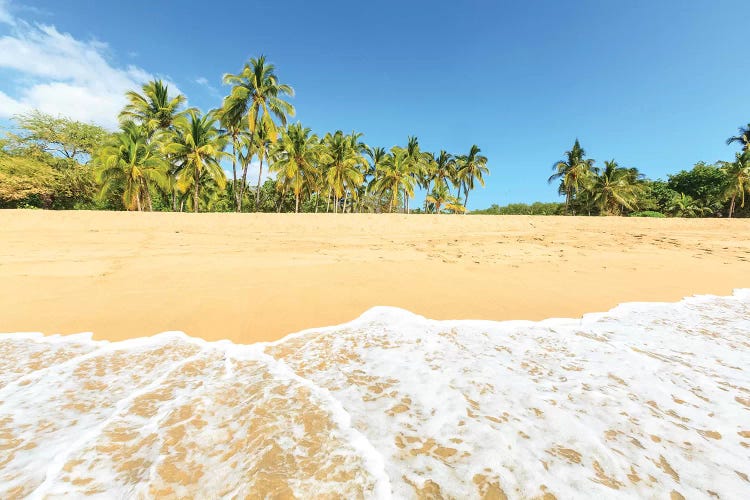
left=231, top=137, right=239, bottom=212
left=295, top=191, right=300, bottom=213
left=255, top=151, right=264, bottom=211
left=463, top=188, right=469, bottom=214
left=194, top=171, right=199, bottom=213
left=729, top=195, right=736, bottom=218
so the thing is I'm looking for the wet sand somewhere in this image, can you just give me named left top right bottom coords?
left=1, top=210, right=749, bottom=342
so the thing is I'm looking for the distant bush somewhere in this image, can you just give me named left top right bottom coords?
left=629, top=211, right=666, bottom=218
left=472, top=202, right=565, bottom=215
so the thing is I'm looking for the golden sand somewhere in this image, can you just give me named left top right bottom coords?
left=0, top=210, right=748, bottom=342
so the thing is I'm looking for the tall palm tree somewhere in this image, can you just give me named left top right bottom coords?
left=372, top=149, right=418, bottom=213
left=727, top=124, right=750, bottom=151
left=455, top=144, right=489, bottom=212
left=167, top=110, right=229, bottom=212
left=586, top=160, right=644, bottom=215
left=119, top=79, right=187, bottom=210
left=119, top=79, right=187, bottom=134
left=399, top=136, right=429, bottom=213
left=222, top=55, right=295, bottom=211
left=721, top=152, right=750, bottom=218
left=252, top=121, right=276, bottom=209
left=362, top=146, right=387, bottom=213
left=323, top=131, right=366, bottom=213
left=95, top=122, right=170, bottom=211
left=270, top=123, right=324, bottom=213
left=549, top=139, right=595, bottom=215
left=217, top=106, right=249, bottom=211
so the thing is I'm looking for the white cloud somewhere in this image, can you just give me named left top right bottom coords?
left=195, top=77, right=209, bottom=86
left=0, top=19, right=180, bottom=129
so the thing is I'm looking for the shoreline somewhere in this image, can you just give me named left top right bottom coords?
left=1, top=210, right=749, bottom=343
left=3, top=287, right=749, bottom=345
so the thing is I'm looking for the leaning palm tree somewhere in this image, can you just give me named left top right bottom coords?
left=222, top=55, right=295, bottom=211
left=270, top=123, right=324, bottom=213
left=119, top=79, right=186, bottom=134
left=167, top=110, right=230, bottom=213
left=455, top=144, right=489, bottom=212
left=721, top=152, right=750, bottom=218
left=549, top=139, right=595, bottom=215
left=94, top=122, right=170, bottom=211
left=372, top=149, right=418, bottom=213
left=727, top=124, right=750, bottom=152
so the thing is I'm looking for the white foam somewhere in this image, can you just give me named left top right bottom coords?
left=1, top=290, right=749, bottom=498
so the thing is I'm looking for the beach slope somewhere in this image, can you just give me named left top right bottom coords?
left=0, top=210, right=748, bottom=342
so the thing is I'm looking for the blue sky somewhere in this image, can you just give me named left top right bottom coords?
left=0, top=0, right=748, bottom=209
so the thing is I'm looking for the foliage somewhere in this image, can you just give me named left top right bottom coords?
left=629, top=211, right=666, bottom=218
left=472, top=202, right=565, bottom=215
left=5, top=111, right=108, bottom=162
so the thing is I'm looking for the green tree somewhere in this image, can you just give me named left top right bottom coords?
left=721, top=153, right=750, bottom=218
left=8, top=111, right=108, bottom=162
left=222, top=55, right=295, bottom=211
left=372, top=149, right=417, bottom=213
left=549, top=139, right=595, bottom=214
left=120, top=79, right=187, bottom=134
left=667, top=192, right=712, bottom=218
left=425, top=179, right=452, bottom=213
left=167, top=111, right=229, bottom=212
left=585, top=160, right=645, bottom=215
left=94, top=122, right=170, bottom=211
left=455, top=144, right=489, bottom=212
left=270, top=123, right=324, bottom=213
left=323, top=131, right=367, bottom=213
left=726, top=124, right=750, bottom=152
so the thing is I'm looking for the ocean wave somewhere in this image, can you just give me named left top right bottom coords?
left=1, top=290, right=749, bottom=498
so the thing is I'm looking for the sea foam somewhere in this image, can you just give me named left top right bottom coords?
left=1, top=290, right=749, bottom=498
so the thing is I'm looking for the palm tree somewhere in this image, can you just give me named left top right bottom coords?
left=372, top=149, right=417, bottom=213
left=222, top=55, right=295, bottom=211
left=217, top=106, right=249, bottom=211
left=399, top=136, right=429, bottom=213
left=270, top=123, right=324, bottom=213
left=119, top=79, right=187, bottom=134
left=425, top=179, right=452, bottom=214
left=95, top=122, right=170, bottom=211
left=362, top=146, right=387, bottom=213
left=455, top=144, right=489, bottom=212
left=323, top=131, right=367, bottom=213
left=721, top=152, right=750, bottom=218
left=727, top=124, right=750, bottom=152
left=549, top=139, right=595, bottom=215
left=667, top=192, right=712, bottom=218
left=167, top=110, right=229, bottom=212
left=586, top=160, right=644, bottom=215
left=251, top=121, right=276, bottom=209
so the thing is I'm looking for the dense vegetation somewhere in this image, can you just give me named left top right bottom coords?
left=1, top=56, right=487, bottom=214
left=540, top=138, right=750, bottom=218
left=1, top=55, right=749, bottom=217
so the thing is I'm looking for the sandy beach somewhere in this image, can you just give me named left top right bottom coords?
left=1, top=210, right=749, bottom=342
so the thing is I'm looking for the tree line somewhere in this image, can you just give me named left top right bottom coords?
left=539, top=136, right=750, bottom=218
left=1, top=55, right=489, bottom=214
left=2, top=54, right=748, bottom=217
